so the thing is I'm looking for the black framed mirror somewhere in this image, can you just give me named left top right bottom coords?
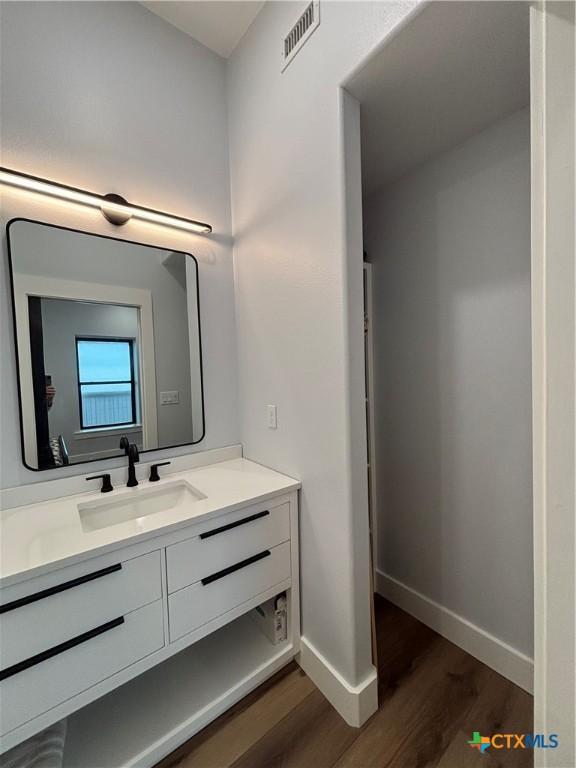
left=6, top=219, right=205, bottom=471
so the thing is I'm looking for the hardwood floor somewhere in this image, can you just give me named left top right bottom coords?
left=157, top=596, right=533, bottom=768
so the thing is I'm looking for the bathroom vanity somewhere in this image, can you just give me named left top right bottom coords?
left=0, top=455, right=300, bottom=766
left=0, top=213, right=301, bottom=765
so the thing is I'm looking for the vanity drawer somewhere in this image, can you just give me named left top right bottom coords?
left=0, top=599, right=164, bottom=735
left=166, top=502, right=290, bottom=593
left=169, top=541, right=291, bottom=642
left=0, top=550, right=161, bottom=671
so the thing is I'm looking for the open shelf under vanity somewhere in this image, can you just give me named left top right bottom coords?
left=64, top=605, right=295, bottom=767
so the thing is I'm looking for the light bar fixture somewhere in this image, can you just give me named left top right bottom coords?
left=0, top=167, right=212, bottom=234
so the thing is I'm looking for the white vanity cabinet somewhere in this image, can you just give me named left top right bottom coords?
left=0, top=550, right=163, bottom=672
left=0, top=458, right=300, bottom=767
left=166, top=502, right=291, bottom=592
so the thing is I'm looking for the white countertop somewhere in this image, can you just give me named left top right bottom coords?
left=0, top=459, right=300, bottom=587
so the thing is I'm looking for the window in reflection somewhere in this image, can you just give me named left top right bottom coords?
left=76, top=338, right=138, bottom=429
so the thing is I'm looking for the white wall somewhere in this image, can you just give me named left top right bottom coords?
left=530, top=4, right=575, bottom=763
left=364, top=108, right=533, bottom=656
left=0, top=1, right=240, bottom=488
left=227, top=1, right=419, bottom=692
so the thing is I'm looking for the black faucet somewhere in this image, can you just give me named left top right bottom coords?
left=149, top=461, right=171, bottom=482
left=119, top=436, right=139, bottom=488
left=126, top=443, right=140, bottom=487
left=86, top=473, right=114, bottom=493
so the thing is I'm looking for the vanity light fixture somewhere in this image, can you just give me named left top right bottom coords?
left=0, top=167, right=212, bottom=234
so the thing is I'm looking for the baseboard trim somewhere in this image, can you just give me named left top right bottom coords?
left=297, top=637, right=378, bottom=726
left=374, top=569, right=534, bottom=694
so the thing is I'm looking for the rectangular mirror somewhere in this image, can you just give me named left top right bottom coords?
left=7, top=219, right=205, bottom=470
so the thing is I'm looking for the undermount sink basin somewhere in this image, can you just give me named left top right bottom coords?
left=78, top=480, right=206, bottom=532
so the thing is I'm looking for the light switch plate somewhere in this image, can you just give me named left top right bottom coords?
left=267, top=404, right=277, bottom=429
left=160, top=391, right=180, bottom=405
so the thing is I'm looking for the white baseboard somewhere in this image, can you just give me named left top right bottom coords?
left=374, top=569, right=534, bottom=694
left=297, top=637, right=378, bottom=726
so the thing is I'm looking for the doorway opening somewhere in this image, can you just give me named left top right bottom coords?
left=347, top=0, right=534, bottom=744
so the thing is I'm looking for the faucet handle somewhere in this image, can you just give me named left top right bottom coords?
left=149, top=462, right=171, bottom=482
left=86, top=474, right=114, bottom=493
left=119, top=436, right=130, bottom=454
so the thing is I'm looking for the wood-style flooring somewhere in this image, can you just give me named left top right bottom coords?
left=157, top=595, right=533, bottom=768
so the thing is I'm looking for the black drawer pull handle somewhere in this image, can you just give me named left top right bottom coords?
left=0, top=617, right=125, bottom=682
left=201, top=550, right=271, bottom=586
left=0, top=563, right=122, bottom=615
left=200, top=510, right=270, bottom=540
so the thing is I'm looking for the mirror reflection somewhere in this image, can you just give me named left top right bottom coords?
left=7, top=220, right=204, bottom=470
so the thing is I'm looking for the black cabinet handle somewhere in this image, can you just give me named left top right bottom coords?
left=0, top=617, right=125, bottom=681
left=200, top=510, right=270, bottom=540
left=201, top=550, right=271, bottom=586
left=0, top=563, right=122, bottom=615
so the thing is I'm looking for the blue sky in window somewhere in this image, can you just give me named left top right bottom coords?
left=77, top=340, right=131, bottom=387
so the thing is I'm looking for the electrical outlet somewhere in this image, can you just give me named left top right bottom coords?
left=267, top=405, right=277, bottom=429
left=160, top=391, right=180, bottom=405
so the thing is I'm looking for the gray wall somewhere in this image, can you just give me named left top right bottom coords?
left=42, top=300, right=143, bottom=461
left=0, top=1, right=239, bottom=488
left=364, top=108, right=533, bottom=656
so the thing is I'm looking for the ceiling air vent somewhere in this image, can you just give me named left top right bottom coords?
left=282, top=1, right=320, bottom=72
